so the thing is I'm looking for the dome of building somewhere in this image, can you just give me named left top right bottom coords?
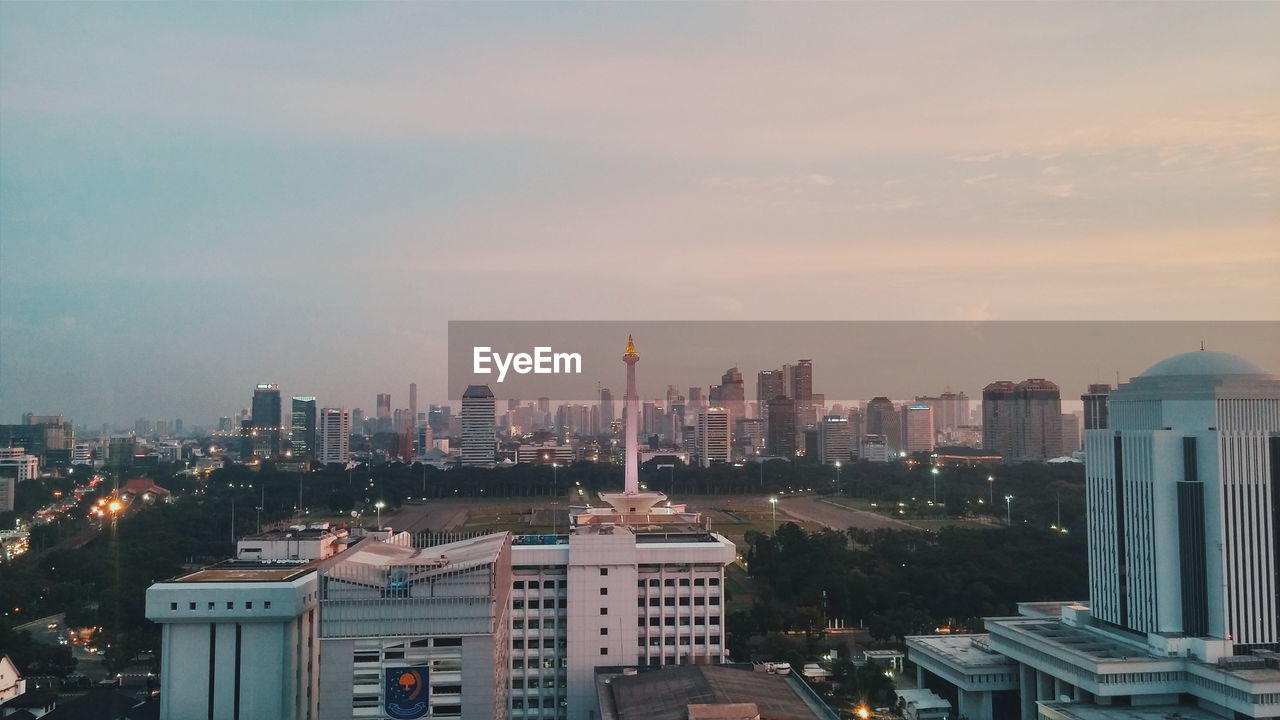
left=1138, top=350, right=1269, bottom=378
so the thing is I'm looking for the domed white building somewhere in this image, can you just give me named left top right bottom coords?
left=908, top=350, right=1280, bottom=720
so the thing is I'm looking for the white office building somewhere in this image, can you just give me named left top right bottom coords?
left=145, top=561, right=322, bottom=720
left=317, top=408, right=350, bottom=466
left=695, top=408, right=731, bottom=467
left=0, top=448, right=38, bottom=482
left=315, top=533, right=513, bottom=720
left=461, top=385, right=497, bottom=467
left=818, top=415, right=852, bottom=465
left=904, top=403, right=936, bottom=453
left=908, top=350, right=1280, bottom=720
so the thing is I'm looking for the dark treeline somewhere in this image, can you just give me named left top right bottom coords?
left=731, top=522, right=1088, bottom=655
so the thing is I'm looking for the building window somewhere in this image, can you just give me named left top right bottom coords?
left=226, top=602, right=233, bottom=610
left=648, top=579, right=659, bottom=587
left=514, top=620, right=524, bottom=630
left=664, top=618, right=675, bottom=627
left=694, top=578, right=705, bottom=586
left=664, top=598, right=675, bottom=607
left=599, top=588, right=607, bottom=596
left=600, top=608, right=608, bottom=615
left=513, top=679, right=524, bottom=690
left=710, top=616, right=720, bottom=625
left=664, top=637, right=676, bottom=646
left=711, top=635, right=721, bottom=644
left=353, top=695, right=379, bottom=708
left=679, top=597, right=690, bottom=606
left=264, top=601, right=271, bottom=609
left=513, top=639, right=524, bottom=650
left=514, top=581, right=525, bottom=590
left=208, top=602, right=214, bottom=610
left=529, top=620, right=540, bottom=630
left=600, top=628, right=608, bottom=636
left=600, top=568, right=608, bottom=576
left=637, top=580, right=646, bottom=588
left=529, top=599, right=540, bottom=609
left=513, top=599, right=524, bottom=610
left=245, top=602, right=252, bottom=609
left=558, top=580, right=568, bottom=589
left=709, top=578, right=720, bottom=586
left=679, top=617, right=690, bottom=626
left=710, top=597, right=720, bottom=606
left=170, top=602, right=177, bottom=610
left=529, top=639, right=540, bottom=649
left=600, top=648, right=608, bottom=655
left=664, top=579, right=675, bottom=587
left=649, top=598, right=659, bottom=607
left=529, top=581, right=539, bottom=589
left=637, top=618, right=646, bottom=627
left=679, top=579, right=690, bottom=586
left=649, top=617, right=660, bottom=626
left=513, top=659, right=525, bottom=670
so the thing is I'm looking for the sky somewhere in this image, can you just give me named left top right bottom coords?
left=1, top=2, right=1277, bottom=427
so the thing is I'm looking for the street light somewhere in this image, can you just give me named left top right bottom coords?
left=1005, top=494, right=1014, bottom=526
left=931, top=466, right=940, bottom=505
left=987, top=475, right=994, bottom=509
left=769, top=496, right=778, bottom=535
left=834, top=461, right=842, bottom=497
left=375, top=500, right=386, bottom=530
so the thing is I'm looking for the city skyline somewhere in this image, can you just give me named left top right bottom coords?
left=2, top=3, right=1278, bottom=426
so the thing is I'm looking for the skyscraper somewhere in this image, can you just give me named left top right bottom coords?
left=460, top=385, right=496, bottom=467
left=766, top=396, right=796, bottom=457
left=290, top=396, right=317, bottom=459
left=599, top=387, right=615, bottom=432
left=409, top=382, right=418, bottom=429
left=716, top=367, right=745, bottom=428
left=982, top=379, right=1062, bottom=461
left=907, top=351, right=1280, bottom=720
left=251, top=384, right=283, bottom=456
left=375, top=393, right=392, bottom=433
left=818, top=415, right=852, bottom=464
left=1081, top=383, right=1112, bottom=430
left=865, top=397, right=901, bottom=455
left=316, top=408, right=350, bottom=465
left=696, top=407, right=731, bottom=467
left=903, top=403, right=936, bottom=453
left=757, top=369, right=784, bottom=428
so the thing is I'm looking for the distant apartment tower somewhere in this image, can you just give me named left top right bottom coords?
left=982, top=379, right=1063, bottom=461
left=903, top=403, right=936, bottom=453
left=696, top=408, right=731, bottom=467
left=791, top=359, right=815, bottom=434
left=915, top=391, right=970, bottom=431
left=766, top=397, right=796, bottom=457
left=408, top=382, right=418, bottom=428
left=375, top=393, right=392, bottom=433
left=757, top=369, right=784, bottom=435
left=290, top=396, right=317, bottom=459
left=1060, top=413, right=1081, bottom=453
left=1081, top=382, right=1111, bottom=430
left=599, top=388, right=615, bottom=432
left=714, top=368, right=745, bottom=429
left=317, top=408, right=350, bottom=465
left=865, top=397, right=901, bottom=455
left=461, top=385, right=497, bottom=467
left=251, top=384, right=283, bottom=456
left=817, top=415, right=852, bottom=464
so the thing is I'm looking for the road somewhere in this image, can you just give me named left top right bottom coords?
left=776, top=496, right=914, bottom=532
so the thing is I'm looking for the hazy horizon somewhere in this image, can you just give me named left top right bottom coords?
left=2, top=3, right=1277, bottom=426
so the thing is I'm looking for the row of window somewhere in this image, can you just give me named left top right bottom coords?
left=513, top=598, right=569, bottom=610
left=512, top=677, right=565, bottom=690
left=513, top=639, right=567, bottom=651
left=169, top=600, right=271, bottom=611
left=638, top=578, right=720, bottom=588
left=510, top=697, right=566, bottom=710
left=513, top=657, right=569, bottom=670
left=639, top=636, right=720, bottom=646
left=513, top=580, right=569, bottom=590
left=352, top=697, right=460, bottom=715
left=639, top=615, right=721, bottom=626
left=640, top=596, right=720, bottom=607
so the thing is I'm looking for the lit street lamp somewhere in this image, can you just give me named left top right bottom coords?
left=987, top=475, right=994, bottom=509
left=1005, top=494, right=1014, bottom=526
left=769, top=496, right=778, bottom=535
left=931, top=466, right=940, bottom=505
left=375, top=500, right=386, bottom=530
left=834, top=461, right=842, bottom=497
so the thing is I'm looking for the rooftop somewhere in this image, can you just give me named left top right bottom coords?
left=597, top=664, right=839, bottom=720
left=171, top=561, right=316, bottom=583
left=1139, top=350, right=1269, bottom=378
left=1037, top=701, right=1224, bottom=720
left=906, top=634, right=1014, bottom=668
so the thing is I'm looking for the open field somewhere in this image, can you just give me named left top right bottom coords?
left=820, top=496, right=998, bottom=531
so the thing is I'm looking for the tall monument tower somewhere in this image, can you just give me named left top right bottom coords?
left=623, top=334, right=640, bottom=495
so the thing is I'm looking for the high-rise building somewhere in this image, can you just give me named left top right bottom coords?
left=290, top=396, right=317, bottom=459
left=716, top=368, right=745, bottom=429
left=903, top=404, right=936, bottom=453
left=409, top=382, right=418, bottom=429
left=599, top=388, right=615, bottom=433
left=0, top=473, right=14, bottom=513
left=908, top=351, right=1280, bottom=720
left=1082, top=383, right=1112, bottom=430
left=696, top=408, right=731, bottom=467
left=251, top=384, right=283, bottom=456
left=376, top=393, right=392, bottom=433
left=317, top=408, right=350, bottom=465
left=865, top=397, right=901, bottom=455
left=757, top=369, right=784, bottom=436
left=915, top=391, right=971, bottom=432
left=818, top=415, right=852, bottom=464
left=1060, top=412, right=1080, bottom=453
left=460, top=385, right=497, bottom=467
left=791, top=359, right=814, bottom=424
left=982, top=380, right=1063, bottom=461
left=766, top=397, right=796, bottom=457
